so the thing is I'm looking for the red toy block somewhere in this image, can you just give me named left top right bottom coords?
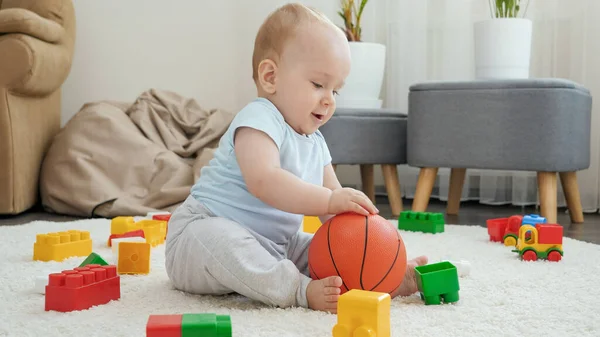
left=108, top=229, right=146, bottom=247
left=486, top=218, right=506, bottom=242
left=537, top=224, right=563, bottom=244
left=45, top=264, right=120, bottom=312
left=147, top=315, right=183, bottom=337
left=152, top=214, right=171, bottom=222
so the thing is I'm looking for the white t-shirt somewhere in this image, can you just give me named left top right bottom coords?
left=191, top=97, right=332, bottom=245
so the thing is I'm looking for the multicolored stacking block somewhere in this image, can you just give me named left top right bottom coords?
left=33, top=230, right=92, bottom=262
left=146, top=313, right=232, bottom=337
left=398, top=211, right=445, bottom=234
left=45, top=264, right=120, bottom=312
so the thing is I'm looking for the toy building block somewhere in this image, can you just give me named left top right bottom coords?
left=415, top=261, right=460, bottom=305
left=182, top=313, right=232, bottom=337
left=108, top=229, right=145, bottom=247
left=138, top=220, right=166, bottom=247
left=398, top=211, right=444, bottom=234
left=522, top=214, right=547, bottom=226
left=45, top=264, right=120, bottom=312
left=118, top=242, right=151, bottom=274
left=111, top=216, right=138, bottom=235
left=332, top=289, right=390, bottom=337
left=33, top=230, right=92, bottom=262
left=79, top=252, right=109, bottom=267
left=112, top=237, right=146, bottom=259
left=146, top=313, right=232, bottom=337
left=152, top=213, right=171, bottom=222
left=303, top=216, right=322, bottom=234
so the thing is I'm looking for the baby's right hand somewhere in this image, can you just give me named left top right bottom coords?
left=327, top=188, right=379, bottom=216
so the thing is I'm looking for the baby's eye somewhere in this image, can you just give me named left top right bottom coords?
left=311, top=81, right=323, bottom=89
left=333, top=90, right=339, bottom=96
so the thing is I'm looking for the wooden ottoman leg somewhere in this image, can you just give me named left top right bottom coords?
left=412, top=167, right=438, bottom=212
left=559, top=171, right=584, bottom=223
left=537, top=171, right=557, bottom=224
left=382, top=164, right=403, bottom=216
left=447, top=168, right=467, bottom=215
left=360, top=164, right=376, bottom=203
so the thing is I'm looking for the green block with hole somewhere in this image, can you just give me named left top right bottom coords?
left=415, top=261, right=460, bottom=305
left=182, top=313, right=232, bottom=337
left=398, top=211, right=445, bottom=233
left=78, top=252, right=108, bottom=267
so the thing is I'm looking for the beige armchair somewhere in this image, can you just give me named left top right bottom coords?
left=0, top=0, right=75, bottom=214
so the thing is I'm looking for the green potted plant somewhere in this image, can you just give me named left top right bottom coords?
left=474, top=0, right=532, bottom=79
left=336, top=0, right=385, bottom=109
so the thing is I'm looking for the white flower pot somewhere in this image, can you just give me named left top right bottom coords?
left=474, top=18, right=533, bottom=79
left=336, top=42, right=386, bottom=109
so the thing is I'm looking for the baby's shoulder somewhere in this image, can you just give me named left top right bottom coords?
left=234, top=98, right=285, bottom=126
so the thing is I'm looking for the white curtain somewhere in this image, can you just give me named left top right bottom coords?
left=363, top=0, right=600, bottom=212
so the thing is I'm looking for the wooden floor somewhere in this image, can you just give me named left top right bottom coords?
left=2, top=197, right=599, bottom=244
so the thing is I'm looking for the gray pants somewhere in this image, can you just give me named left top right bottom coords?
left=165, top=195, right=313, bottom=308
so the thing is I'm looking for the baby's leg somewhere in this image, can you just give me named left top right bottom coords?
left=165, top=197, right=311, bottom=309
left=391, top=256, right=429, bottom=298
left=286, top=231, right=342, bottom=313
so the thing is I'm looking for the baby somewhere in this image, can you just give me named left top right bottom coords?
left=165, top=3, right=427, bottom=313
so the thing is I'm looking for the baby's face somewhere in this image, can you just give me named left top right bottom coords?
left=273, top=25, right=351, bottom=135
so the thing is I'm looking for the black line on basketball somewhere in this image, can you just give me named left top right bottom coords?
left=308, top=262, right=320, bottom=280
left=369, top=230, right=402, bottom=292
left=328, top=216, right=349, bottom=292
left=359, top=215, right=369, bottom=290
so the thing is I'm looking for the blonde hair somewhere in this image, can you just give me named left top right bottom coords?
left=252, top=3, right=339, bottom=82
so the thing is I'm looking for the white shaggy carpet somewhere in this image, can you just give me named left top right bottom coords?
left=2, top=218, right=600, bottom=337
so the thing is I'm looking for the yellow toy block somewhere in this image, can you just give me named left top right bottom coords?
left=117, top=241, right=151, bottom=274
left=111, top=216, right=139, bottom=235
left=33, top=230, right=92, bottom=262
left=303, top=216, right=322, bottom=234
left=137, top=220, right=166, bottom=247
left=332, top=289, right=391, bottom=337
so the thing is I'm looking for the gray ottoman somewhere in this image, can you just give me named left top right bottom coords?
left=320, top=108, right=407, bottom=216
left=407, top=78, right=592, bottom=223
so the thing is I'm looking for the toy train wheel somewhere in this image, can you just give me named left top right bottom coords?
left=547, top=251, right=562, bottom=262
left=503, top=236, right=517, bottom=247
left=522, top=250, right=537, bottom=261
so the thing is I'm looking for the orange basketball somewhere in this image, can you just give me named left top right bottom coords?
left=308, top=212, right=407, bottom=295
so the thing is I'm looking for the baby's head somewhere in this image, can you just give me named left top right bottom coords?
left=252, top=3, right=351, bottom=135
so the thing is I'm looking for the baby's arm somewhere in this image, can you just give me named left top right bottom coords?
left=319, top=164, right=342, bottom=223
left=235, top=127, right=376, bottom=216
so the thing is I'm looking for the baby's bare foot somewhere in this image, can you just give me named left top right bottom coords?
left=306, top=276, right=342, bottom=313
left=391, top=256, right=428, bottom=298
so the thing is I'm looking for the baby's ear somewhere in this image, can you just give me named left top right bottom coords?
left=257, top=59, right=277, bottom=94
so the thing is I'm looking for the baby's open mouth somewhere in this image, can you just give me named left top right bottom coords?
left=312, top=113, right=324, bottom=121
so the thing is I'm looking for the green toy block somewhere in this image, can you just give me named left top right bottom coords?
left=182, top=313, right=232, bottom=337
left=415, top=261, right=460, bottom=305
left=398, top=211, right=445, bottom=233
left=78, top=252, right=108, bottom=267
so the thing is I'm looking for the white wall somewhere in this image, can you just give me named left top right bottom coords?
left=62, top=0, right=385, bottom=188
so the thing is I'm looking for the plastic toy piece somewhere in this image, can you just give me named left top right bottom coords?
left=397, top=211, right=444, bottom=233
left=440, top=259, right=471, bottom=277
left=33, top=230, right=92, bottom=262
left=108, top=229, right=146, bottom=247
left=512, top=224, right=563, bottom=262
left=415, top=261, right=460, bottom=305
left=118, top=242, right=151, bottom=274
left=138, top=220, right=167, bottom=247
left=332, top=289, right=390, bottom=337
left=146, top=314, right=231, bottom=337
left=45, top=264, right=120, bottom=312
left=112, top=237, right=146, bottom=259
left=146, top=314, right=182, bottom=337
left=486, top=215, right=523, bottom=246
left=152, top=214, right=171, bottom=222
left=522, top=214, right=547, bottom=226
left=79, top=252, right=109, bottom=267
left=111, top=216, right=138, bottom=235
left=182, top=313, right=232, bottom=337
left=303, top=216, right=322, bottom=234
